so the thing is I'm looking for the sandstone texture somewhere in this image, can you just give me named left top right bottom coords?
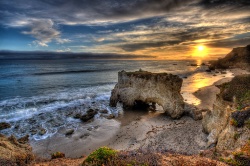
left=0, top=134, right=35, bottom=166
left=110, top=70, right=185, bottom=119
left=209, top=44, right=250, bottom=71
left=202, top=74, right=250, bottom=151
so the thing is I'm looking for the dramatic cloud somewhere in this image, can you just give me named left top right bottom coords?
left=0, top=0, right=196, bottom=25
left=0, top=0, right=249, bottom=59
left=21, top=19, right=60, bottom=47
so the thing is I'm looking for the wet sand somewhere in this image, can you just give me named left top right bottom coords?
left=31, top=68, right=249, bottom=159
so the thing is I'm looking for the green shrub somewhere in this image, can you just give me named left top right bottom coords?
left=230, top=119, right=238, bottom=127
left=83, top=147, right=117, bottom=166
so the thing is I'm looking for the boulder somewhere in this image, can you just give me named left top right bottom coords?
left=39, top=128, right=47, bottom=135
left=80, top=109, right=98, bottom=122
left=65, top=129, right=74, bottom=136
left=110, top=70, right=185, bottom=119
left=0, top=122, right=11, bottom=130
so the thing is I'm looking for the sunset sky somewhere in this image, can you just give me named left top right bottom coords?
left=0, top=0, right=250, bottom=60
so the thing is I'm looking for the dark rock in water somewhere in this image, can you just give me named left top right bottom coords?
left=221, top=71, right=226, bottom=74
left=39, top=128, right=46, bottom=135
left=30, top=129, right=37, bottom=135
left=18, top=135, right=29, bottom=144
left=206, top=69, right=211, bottom=72
left=73, top=113, right=82, bottom=119
left=14, top=125, right=19, bottom=129
left=0, top=122, right=11, bottom=130
left=65, top=129, right=74, bottom=136
left=80, top=109, right=97, bottom=122
left=183, top=76, right=188, bottom=79
left=27, top=118, right=36, bottom=125
left=190, top=64, right=198, bottom=66
left=100, top=109, right=108, bottom=114
left=201, top=63, right=206, bottom=66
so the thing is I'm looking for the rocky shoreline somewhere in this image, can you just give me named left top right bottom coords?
left=0, top=68, right=248, bottom=166
left=1, top=45, right=250, bottom=165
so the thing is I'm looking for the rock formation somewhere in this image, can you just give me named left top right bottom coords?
left=110, top=70, right=185, bottom=119
left=209, top=44, right=250, bottom=71
left=0, top=134, right=35, bottom=165
left=202, top=74, right=250, bottom=151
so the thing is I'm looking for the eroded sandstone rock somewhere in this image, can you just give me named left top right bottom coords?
left=0, top=134, right=34, bottom=165
left=110, top=70, right=185, bottom=119
left=202, top=74, right=250, bottom=151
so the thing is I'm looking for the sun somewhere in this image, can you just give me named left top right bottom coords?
left=198, top=45, right=205, bottom=51
left=192, top=45, right=208, bottom=58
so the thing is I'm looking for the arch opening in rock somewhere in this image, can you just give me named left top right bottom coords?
left=110, top=70, right=185, bottom=119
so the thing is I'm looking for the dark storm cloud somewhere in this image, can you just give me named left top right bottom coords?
left=199, top=0, right=250, bottom=7
left=0, top=0, right=195, bottom=25
left=206, top=36, right=250, bottom=48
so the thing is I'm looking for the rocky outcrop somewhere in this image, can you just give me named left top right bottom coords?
left=209, top=44, right=250, bottom=70
left=0, top=122, right=11, bottom=130
left=0, top=134, right=35, bottom=165
left=110, top=70, right=185, bottom=119
left=202, top=74, right=250, bottom=151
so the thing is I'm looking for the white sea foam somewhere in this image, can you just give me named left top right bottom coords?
left=0, top=84, right=116, bottom=140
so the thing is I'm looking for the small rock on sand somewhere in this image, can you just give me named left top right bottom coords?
left=65, top=129, right=74, bottom=136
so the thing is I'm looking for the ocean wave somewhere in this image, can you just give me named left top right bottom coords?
left=0, top=69, right=116, bottom=78
left=0, top=84, right=117, bottom=140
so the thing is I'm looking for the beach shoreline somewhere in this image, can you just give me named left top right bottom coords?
left=193, top=68, right=250, bottom=110
left=29, top=68, right=249, bottom=159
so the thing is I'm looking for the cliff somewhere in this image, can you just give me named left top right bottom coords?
left=202, top=74, right=250, bottom=152
left=209, top=45, right=250, bottom=71
left=110, top=70, right=185, bottom=119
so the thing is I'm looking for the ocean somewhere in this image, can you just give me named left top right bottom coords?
left=0, top=59, right=233, bottom=140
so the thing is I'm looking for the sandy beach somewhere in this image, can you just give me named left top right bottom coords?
left=29, top=68, right=249, bottom=159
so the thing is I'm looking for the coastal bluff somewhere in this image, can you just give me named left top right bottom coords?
left=110, top=70, right=185, bottom=119
left=209, top=44, right=250, bottom=71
